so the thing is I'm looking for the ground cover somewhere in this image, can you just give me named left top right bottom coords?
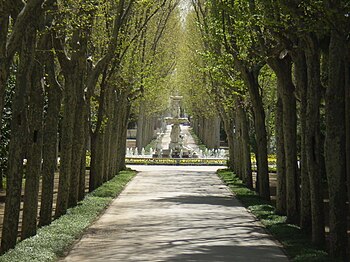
left=0, top=170, right=136, bottom=262
left=217, top=169, right=330, bottom=262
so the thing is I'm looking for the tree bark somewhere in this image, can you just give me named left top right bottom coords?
left=89, top=76, right=107, bottom=191
left=268, top=56, right=299, bottom=224
left=105, top=93, right=115, bottom=180
left=39, top=49, right=62, bottom=227
left=21, top=40, right=45, bottom=240
left=237, top=104, right=252, bottom=188
left=346, top=51, right=350, bottom=220
left=275, top=85, right=286, bottom=215
left=243, top=67, right=270, bottom=200
left=0, top=0, right=45, bottom=128
left=89, top=133, right=97, bottom=192
left=68, top=60, right=87, bottom=208
left=232, top=112, right=240, bottom=178
left=119, top=112, right=129, bottom=171
left=221, top=113, right=235, bottom=170
left=233, top=117, right=239, bottom=175
left=103, top=98, right=113, bottom=181
left=293, top=50, right=311, bottom=231
left=136, top=102, right=145, bottom=153
left=96, top=129, right=105, bottom=186
left=0, top=30, right=35, bottom=253
left=78, top=101, right=89, bottom=201
left=325, top=29, right=347, bottom=260
left=114, top=93, right=129, bottom=174
left=304, top=35, right=325, bottom=247
left=118, top=100, right=130, bottom=173
left=68, top=90, right=85, bottom=207
left=55, top=74, right=77, bottom=218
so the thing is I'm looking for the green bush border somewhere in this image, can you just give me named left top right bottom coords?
left=217, top=169, right=329, bottom=262
left=0, top=170, right=137, bottom=262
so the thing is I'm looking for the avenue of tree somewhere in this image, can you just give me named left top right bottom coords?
left=0, top=0, right=177, bottom=254
left=177, top=1, right=350, bottom=261
left=0, top=0, right=349, bottom=261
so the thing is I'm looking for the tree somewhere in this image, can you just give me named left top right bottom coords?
left=324, top=1, right=349, bottom=258
left=1, top=28, right=36, bottom=253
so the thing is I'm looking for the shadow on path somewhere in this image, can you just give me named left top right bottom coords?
left=62, top=166, right=288, bottom=262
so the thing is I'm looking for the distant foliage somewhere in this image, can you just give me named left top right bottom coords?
left=0, top=67, right=16, bottom=186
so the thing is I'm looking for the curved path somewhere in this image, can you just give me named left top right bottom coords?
left=61, top=165, right=288, bottom=261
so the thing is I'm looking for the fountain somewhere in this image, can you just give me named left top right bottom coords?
left=125, top=94, right=228, bottom=162
left=164, top=96, right=189, bottom=158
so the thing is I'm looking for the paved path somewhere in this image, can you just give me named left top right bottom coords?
left=62, top=166, right=288, bottom=262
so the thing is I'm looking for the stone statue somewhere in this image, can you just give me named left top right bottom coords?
left=165, top=96, right=189, bottom=156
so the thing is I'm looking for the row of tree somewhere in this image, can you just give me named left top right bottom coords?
left=0, top=0, right=178, bottom=254
left=178, top=0, right=349, bottom=260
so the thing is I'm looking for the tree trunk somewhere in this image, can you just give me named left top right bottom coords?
left=119, top=114, right=129, bottom=171
left=68, top=79, right=86, bottom=208
left=96, top=130, right=105, bottom=186
left=234, top=112, right=242, bottom=179
left=345, top=43, right=350, bottom=218
left=293, top=50, right=311, bottom=231
left=90, top=129, right=105, bottom=189
left=104, top=120, right=112, bottom=181
left=238, top=112, right=244, bottom=180
left=89, top=77, right=107, bottom=191
left=233, top=117, right=239, bottom=175
left=106, top=94, right=116, bottom=180
left=238, top=104, right=252, bottom=188
left=325, top=29, right=347, bottom=260
left=21, top=45, right=45, bottom=240
left=268, top=56, right=299, bottom=224
left=117, top=100, right=130, bottom=173
left=346, top=52, right=350, bottom=219
left=78, top=103, right=89, bottom=201
left=114, top=94, right=129, bottom=174
left=304, top=35, right=325, bottom=247
left=102, top=126, right=110, bottom=183
left=1, top=30, right=34, bottom=253
left=55, top=74, right=77, bottom=218
left=275, top=86, right=286, bottom=215
left=68, top=33, right=88, bottom=207
left=244, top=67, right=270, bottom=200
left=221, top=114, right=234, bottom=170
left=136, top=102, right=145, bottom=153
left=39, top=50, right=62, bottom=227
left=214, top=116, right=221, bottom=149
left=79, top=147, right=87, bottom=200
left=89, top=133, right=97, bottom=192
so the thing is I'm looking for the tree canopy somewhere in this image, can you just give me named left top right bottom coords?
left=0, top=0, right=350, bottom=260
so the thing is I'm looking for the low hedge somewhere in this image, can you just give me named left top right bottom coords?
left=0, top=170, right=136, bottom=262
left=217, top=169, right=329, bottom=262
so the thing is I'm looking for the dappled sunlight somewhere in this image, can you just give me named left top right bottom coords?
left=62, top=168, right=287, bottom=261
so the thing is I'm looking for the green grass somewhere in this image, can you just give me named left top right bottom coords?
left=217, top=169, right=329, bottom=262
left=0, top=170, right=137, bottom=262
